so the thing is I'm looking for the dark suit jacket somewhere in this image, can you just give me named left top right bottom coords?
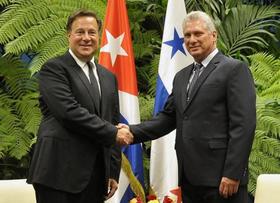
left=27, top=51, right=121, bottom=193
left=130, top=52, right=256, bottom=187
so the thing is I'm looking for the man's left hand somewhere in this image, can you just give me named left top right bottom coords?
left=105, top=179, right=118, bottom=200
left=219, top=177, right=240, bottom=198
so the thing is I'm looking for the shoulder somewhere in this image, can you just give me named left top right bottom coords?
left=217, top=55, right=254, bottom=84
left=43, top=52, right=72, bottom=68
left=38, top=53, right=74, bottom=81
left=40, top=52, right=76, bottom=74
left=218, top=54, right=247, bottom=68
left=213, top=53, right=251, bottom=77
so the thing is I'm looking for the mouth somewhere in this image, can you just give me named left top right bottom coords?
left=189, top=46, right=200, bottom=51
left=80, top=45, right=93, bottom=50
left=80, top=45, right=92, bottom=47
left=190, top=46, right=199, bottom=49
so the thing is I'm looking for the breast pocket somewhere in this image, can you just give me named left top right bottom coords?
left=201, top=82, right=220, bottom=89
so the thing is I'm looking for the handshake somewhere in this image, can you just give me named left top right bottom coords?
left=115, top=123, right=134, bottom=146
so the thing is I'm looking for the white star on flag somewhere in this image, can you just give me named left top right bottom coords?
left=100, top=29, right=128, bottom=66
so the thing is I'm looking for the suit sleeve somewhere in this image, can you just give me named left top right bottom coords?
left=39, top=60, right=117, bottom=147
left=130, top=92, right=177, bottom=143
left=223, top=61, right=256, bottom=180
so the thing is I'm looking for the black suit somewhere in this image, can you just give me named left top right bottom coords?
left=130, top=52, right=256, bottom=202
left=27, top=51, right=121, bottom=202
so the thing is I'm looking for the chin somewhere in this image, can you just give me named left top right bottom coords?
left=190, top=53, right=201, bottom=58
left=80, top=51, right=94, bottom=57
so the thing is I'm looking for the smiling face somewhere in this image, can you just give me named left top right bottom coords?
left=68, top=16, right=99, bottom=62
left=183, top=19, right=217, bottom=63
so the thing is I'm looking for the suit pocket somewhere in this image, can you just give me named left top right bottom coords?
left=208, top=139, right=227, bottom=149
left=201, top=82, right=220, bottom=88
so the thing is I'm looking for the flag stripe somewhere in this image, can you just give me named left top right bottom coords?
left=119, top=91, right=140, bottom=124
left=150, top=0, right=193, bottom=201
left=153, top=76, right=169, bottom=114
left=100, top=0, right=144, bottom=202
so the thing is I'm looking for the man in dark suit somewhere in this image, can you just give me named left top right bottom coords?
left=124, top=11, right=256, bottom=203
left=27, top=9, right=133, bottom=203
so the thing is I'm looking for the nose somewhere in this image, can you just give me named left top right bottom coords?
left=188, top=35, right=197, bottom=43
left=82, top=32, right=91, bottom=41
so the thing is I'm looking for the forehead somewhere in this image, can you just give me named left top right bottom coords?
left=71, top=16, right=98, bottom=29
left=184, top=19, right=207, bottom=32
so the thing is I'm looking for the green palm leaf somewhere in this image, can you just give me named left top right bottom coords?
left=0, top=1, right=51, bottom=43
left=29, top=31, right=68, bottom=74
left=0, top=56, right=40, bottom=160
left=5, top=16, right=67, bottom=55
left=249, top=53, right=280, bottom=96
left=218, top=5, right=280, bottom=58
left=248, top=53, right=280, bottom=193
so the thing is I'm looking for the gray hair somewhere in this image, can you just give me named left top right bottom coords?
left=182, top=11, right=216, bottom=32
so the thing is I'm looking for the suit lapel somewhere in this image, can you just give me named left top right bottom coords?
left=183, top=52, right=223, bottom=113
left=63, top=52, right=101, bottom=115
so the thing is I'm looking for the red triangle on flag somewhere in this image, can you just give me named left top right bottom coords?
left=99, top=0, right=138, bottom=96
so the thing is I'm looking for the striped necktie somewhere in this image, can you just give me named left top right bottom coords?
left=187, top=63, right=203, bottom=100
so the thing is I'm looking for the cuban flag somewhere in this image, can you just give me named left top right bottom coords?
left=99, top=0, right=145, bottom=202
left=150, top=0, right=193, bottom=201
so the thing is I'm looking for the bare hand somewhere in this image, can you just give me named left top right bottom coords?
left=219, top=177, right=240, bottom=198
left=116, top=127, right=133, bottom=145
left=105, top=179, right=118, bottom=200
left=116, top=123, right=129, bottom=130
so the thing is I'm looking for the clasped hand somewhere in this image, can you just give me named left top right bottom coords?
left=115, top=123, right=133, bottom=145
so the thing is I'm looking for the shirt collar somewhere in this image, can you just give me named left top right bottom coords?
left=196, top=48, right=218, bottom=67
left=69, top=49, right=95, bottom=69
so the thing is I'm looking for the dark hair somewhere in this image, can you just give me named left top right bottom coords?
left=66, top=9, right=102, bottom=32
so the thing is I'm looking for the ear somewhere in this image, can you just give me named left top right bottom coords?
left=212, top=31, right=217, bottom=42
